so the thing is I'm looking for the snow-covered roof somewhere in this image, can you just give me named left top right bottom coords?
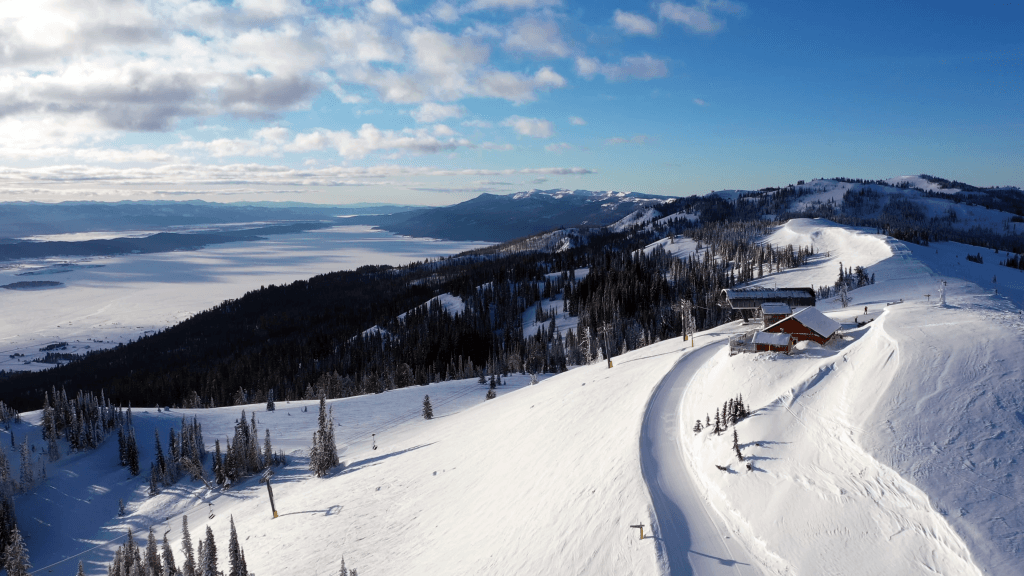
left=766, top=307, right=841, bottom=338
left=752, top=332, right=792, bottom=346
left=722, top=287, right=816, bottom=309
left=760, top=303, right=792, bottom=315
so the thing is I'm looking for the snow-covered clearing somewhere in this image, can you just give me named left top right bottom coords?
left=0, top=226, right=489, bottom=372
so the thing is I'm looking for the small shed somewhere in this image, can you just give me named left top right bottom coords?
left=760, top=302, right=792, bottom=326
left=763, top=307, right=841, bottom=345
left=752, top=331, right=794, bottom=353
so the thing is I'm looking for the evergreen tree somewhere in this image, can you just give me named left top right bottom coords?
left=213, top=440, right=225, bottom=486
left=309, top=395, right=338, bottom=477
left=266, top=389, right=275, bottom=412
left=180, top=516, right=196, bottom=576
left=146, top=527, right=162, bottom=576
left=485, top=388, right=496, bottom=400
left=19, top=438, right=32, bottom=490
left=263, top=429, right=274, bottom=468
left=732, top=429, right=743, bottom=462
left=154, top=429, right=167, bottom=481
left=422, top=395, right=433, bottom=420
left=228, top=516, right=245, bottom=576
left=339, top=557, right=348, bottom=576
left=149, top=463, right=159, bottom=496
left=77, top=560, right=86, bottom=576
left=202, top=526, right=218, bottom=576
left=162, top=533, right=178, bottom=576
left=5, top=525, right=30, bottom=576
left=125, top=427, right=140, bottom=476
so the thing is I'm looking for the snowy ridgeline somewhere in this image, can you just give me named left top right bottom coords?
left=6, top=217, right=1024, bottom=575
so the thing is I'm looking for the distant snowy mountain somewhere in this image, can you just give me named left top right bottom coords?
left=368, top=189, right=672, bottom=242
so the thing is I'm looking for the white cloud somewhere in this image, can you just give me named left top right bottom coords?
left=605, top=135, right=648, bottom=145
left=235, top=0, right=306, bottom=17
left=503, top=17, right=570, bottom=58
left=0, top=0, right=576, bottom=149
left=693, top=98, right=707, bottom=106
left=430, top=1, right=460, bottom=23
left=462, top=119, right=494, bottom=128
left=465, top=0, right=562, bottom=12
left=544, top=142, right=571, bottom=152
left=576, top=54, right=668, bottom=81
left=480, top=142, right=514, bottom=150
left=613, top=10, right=658, bottom=36
left=367, top=0, right=402, bottom=17
left=432, top=124, right=456, bottom=137
left=501, top=116, right=554, bottom=138
left=658, top=1, right=744, bottom=34
left=569, top=116, right=586, bottom=125
left=412, top=102, right=465, bottom=123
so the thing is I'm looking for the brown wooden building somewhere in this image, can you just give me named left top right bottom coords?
left=752, top=331, right=794, bottom=353
left=763, top=307, right=841, bottom=345
left=760, top=302, right=792, bottom=326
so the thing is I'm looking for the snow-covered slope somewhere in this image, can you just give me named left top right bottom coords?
left=679, top=218, right=1024, bottom=576
left=12, top=217, right=1024, bottom=576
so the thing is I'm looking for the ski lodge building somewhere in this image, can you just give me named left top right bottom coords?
left=759, top=302, right=792, bottom=326
left=751, top=331, right=795, bottom=353
left=762, top=306, right=841, bottom=345
left=721, top=287, right=815, bottom=321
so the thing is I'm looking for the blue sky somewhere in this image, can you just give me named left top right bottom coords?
left=1, top=0, right=1020, bottom=205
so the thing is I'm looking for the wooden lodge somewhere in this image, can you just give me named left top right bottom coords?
left=752, top=331, right=794, bottom=354
left=763, top=307, right=841, bottom=345
left=722, top=287, right=816, bottom=311
left=760, top=302, right=792, bottom=326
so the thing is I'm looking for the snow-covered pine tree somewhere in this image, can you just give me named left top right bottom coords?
left=732, top=429, right=743, bottom=462
left=154, top=429, right=166, bottom=481
left=422, top=395, right=433, bottom=420
left=77, top=560, right=86, bottom=576
left=196, top=540, right=206, bottom=576
left=339, top=557, right=348, bottom=576
left=266, top=388, right=275, bottom=412
left=213, top=440, right=225, bottom=486
left=264, top=429, right=274, bottom=468
left=19, top=438, right=32, bottom=490
left=162, top=533, right=178, bottom=576
left=5, top=525, right=30, bottom=576
left=228, top=515, right=245, bottom=576
left=309, top=394, right=339, bottom=477
left=146, top=527, right=162, bottom=576
left=149, top=463, right=159, bottom=496
left=485, top=389, right=496, bottom=400
left=712, top=409, right=722, bottom=436
left=693, top=420, right=703, bottom=434
left=202, top=526, right=218, bottom=576
left=180, top=516, right=196, bottom=576
left=125, top=427, right=140, bottom=476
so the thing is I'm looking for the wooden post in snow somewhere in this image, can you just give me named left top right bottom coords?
left=260, top=469, right=279, bottom=519
left=630, top=523, right=645, bottom=540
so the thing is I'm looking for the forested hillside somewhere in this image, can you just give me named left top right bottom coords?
left=4, top=176, right=1022, bottom=413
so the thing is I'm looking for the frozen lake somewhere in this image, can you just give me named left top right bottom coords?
left=0, top=225, right=490, bottom=372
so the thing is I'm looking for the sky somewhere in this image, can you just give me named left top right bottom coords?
left=0, top=0, right=1021, bottom=206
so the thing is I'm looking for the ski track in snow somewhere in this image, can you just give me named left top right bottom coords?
left=640, top=341, right=763, bottom=575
